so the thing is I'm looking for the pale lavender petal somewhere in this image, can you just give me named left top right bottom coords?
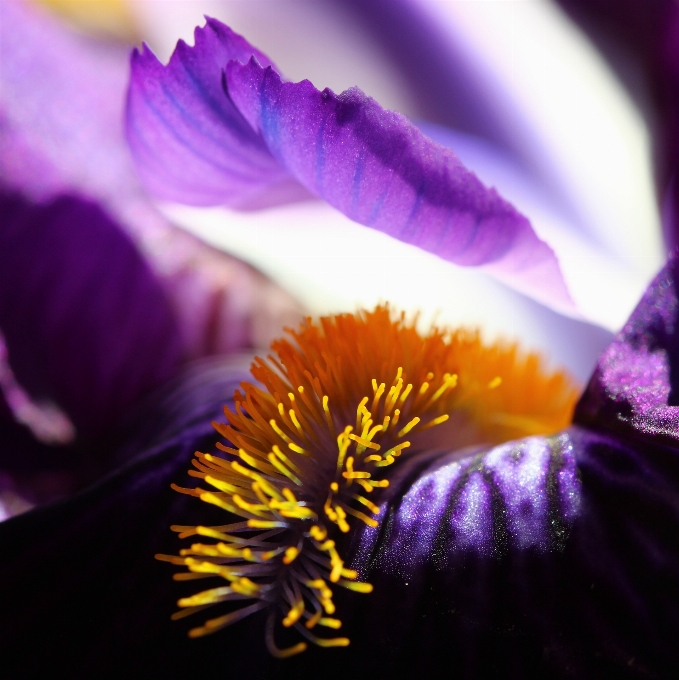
left=224, top=58, right=574, bottom=311
left=126, top=18, right=309, bottom=208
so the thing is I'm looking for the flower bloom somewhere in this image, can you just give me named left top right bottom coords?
left=2, top=4, right=679, bottom=679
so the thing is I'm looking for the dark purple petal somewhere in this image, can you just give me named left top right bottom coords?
left=0, top=191, right=183, bottom=439
left=345, top=426, right=679, bottom=678
left=575, top=253, right=679, bottom=443
left=224, top=58, right=573, bottom=311
left=2, top=383, right=677, bottom=679
left=126, top=18, right=309, bottom=208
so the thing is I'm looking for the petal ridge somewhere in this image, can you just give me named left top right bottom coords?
left=126, top=18, right=299, bottom=207
left=225, top=57, right=574, bottom=311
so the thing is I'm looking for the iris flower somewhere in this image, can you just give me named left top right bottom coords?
left=1, top=1, right=679, bottom=678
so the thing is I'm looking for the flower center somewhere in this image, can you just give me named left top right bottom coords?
left=157, top=306, right=578, bottom=657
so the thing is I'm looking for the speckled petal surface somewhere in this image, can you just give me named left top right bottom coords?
left=575, top=253, right=679, bottom=443
left=224, top=58, right=573, bottom=311
left=0, top=191, right=183, bottom=439
left=127, top=18, right=306, bottom=208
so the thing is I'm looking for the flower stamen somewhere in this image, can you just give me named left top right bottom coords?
left=157, top=305, right=577, bottom=657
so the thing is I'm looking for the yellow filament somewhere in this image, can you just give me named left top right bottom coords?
left=344, top=506, right=379, bottom=528
left=488, top=376, right=502, bottom=389
left=371, top=381, right=386, bottom=414
left=322, top=395, right=334, bottom=430
left=267, top=452, right=302, bottom=486
left=283, top=599, right=305, bottom=627
left=283, top=546, right=299, bottom=564
left=419, top=414, right=450, bottom=431
left=309, top=525, right=327, bottom=541
left=419, top=382, right=430, bottom=395
left=269, top=419, right=292, bottom=444
left=178, top=586, right=233, bottom=607
left=247, top=519, right=287, bottom=529
left=427, top=374, right=458, bottom=405
left=397, top=417, right=420, bottom=438
left=338, top=580, right=373, bottom=593
left=348, top=433, right=380, bottom=450
left=353, top=494, right=380, bottom=514
left=289, top=409, right=304, bottom=436
left=199, top=492, right=237, bottom=514
left=399, top=384, right=413, bottom=404
left=355, top=396, right=369, bottom=431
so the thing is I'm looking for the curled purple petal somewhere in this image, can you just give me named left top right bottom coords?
left=224, top=58, right=573, bottom=311
left=0, top=191, right=183, bottom=439
left=126, top=18, right=308, bottom=208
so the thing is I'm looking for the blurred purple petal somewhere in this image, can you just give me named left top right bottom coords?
left=0, top=2, right=303, bottom=358
left=0, top=191, right=183, bottom=439
left=555, top=0, right=679, bottom=248
left=126, top=18, right=310, bottom=208
left=224, top=58, right=573, bottom=311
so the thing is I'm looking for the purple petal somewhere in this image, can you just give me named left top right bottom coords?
left=0, top=3, right=303, bottom=358
left=2, top=367, right=678, bottom=676
left=224, top=58, right=573, bottom=311
left=575, top=253, right=679, bottom=443
left=126, top=18, right=310, bottom=208
left=349, top=426, right=679, bottom=677
left=0, top=191, right=183, bottom=439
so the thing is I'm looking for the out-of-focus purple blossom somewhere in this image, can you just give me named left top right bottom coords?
left=0, top=0, right=303, bottom=363
left=554, top=0, right=679, bottom=251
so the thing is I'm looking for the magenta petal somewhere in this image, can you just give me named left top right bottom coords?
left=126, top=18, right=305, bottom=207
left=224, top=59, right=573, bottom=311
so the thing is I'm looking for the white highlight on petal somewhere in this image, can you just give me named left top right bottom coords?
left=414, top=0, right=663, bottom=282
left=163, top=201, right=612, bottom=383
left=421, top=123, right=651, bottom=331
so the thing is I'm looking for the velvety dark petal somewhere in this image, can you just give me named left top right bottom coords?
left=2, top=392, right=677, bottom=679
left=575, top=254, right=679, bottom=444
left=224, top=58, right=573, bottom=312
left=554, top=0, right=679, bottom=248
left=126, top=18, right=308, bottom=208
left=0, top=191, right=183, bottom=439
left=344, top=427, right=679, bottom=678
